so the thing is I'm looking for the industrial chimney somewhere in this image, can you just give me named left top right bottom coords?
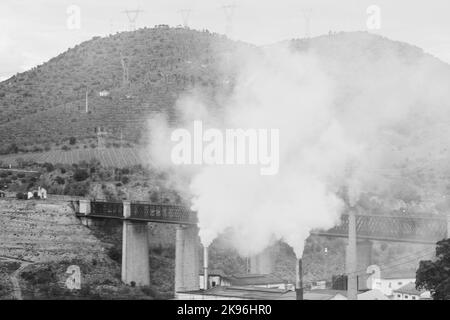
left=203, top=246, right=209, bottom=290
left=295, top=258, right=303, bottom=300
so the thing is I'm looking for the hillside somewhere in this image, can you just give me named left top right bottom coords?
left=0, top=147, right=141, bottom=168
left=0, top=27, right=247, bottom=148
left=1, top=29, right=450, bottom=160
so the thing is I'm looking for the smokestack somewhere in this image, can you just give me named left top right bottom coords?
left=295, top=258, right=303, bottom=300
left=203, top=246, right=209, bottom=290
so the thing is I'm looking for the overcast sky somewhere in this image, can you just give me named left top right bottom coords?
left=1, top=0, right=449, bottom=81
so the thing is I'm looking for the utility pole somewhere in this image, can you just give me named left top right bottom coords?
left=222, top=3, right=237, bottom=37
left=120, top=52, right=130, bottom=87
left=122, top=9, right=144, bottom=31
left=178, top=9, right=191, bottom=28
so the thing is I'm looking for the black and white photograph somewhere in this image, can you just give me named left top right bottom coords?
left=1, top=0, right=450, bottom=308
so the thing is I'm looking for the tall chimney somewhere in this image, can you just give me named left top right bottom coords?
left=295, top=258, right=303, bottom=300
left=203, top=246, right=209, bottom=290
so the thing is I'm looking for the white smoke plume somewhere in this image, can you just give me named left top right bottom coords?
left=144, top=35, right=450, bottom=259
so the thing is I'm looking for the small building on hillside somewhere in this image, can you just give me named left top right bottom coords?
left=392, top=282, right=431, bottom=300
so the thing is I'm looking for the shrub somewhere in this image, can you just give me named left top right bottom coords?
left=61, top=145, right=70, bottom=151
left=21, top=267, right=56, bottom=285
left=121, top=176, right=130, bottom=185
left=55, top=176, right=65, bottom=185
left=107, top=246, right=121, bottom=263
left=69, top=137, right=77, bottom=145
left=150, top=191, right=160, bottom=203
left=73, top=169, right=89, bottom=182
left=43, top=163, right=54, bottom=172
left=17, top=173, right=25, bottom=178
left=64, top=181, right=89, bottom=196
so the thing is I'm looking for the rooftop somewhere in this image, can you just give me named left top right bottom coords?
left=179, top=287, right=352, bottom=300
left=393, top=282, right=426, bottom=296
left=182, top=286, right=295, bottom=300
left=225, top=274, right=287, bottom=286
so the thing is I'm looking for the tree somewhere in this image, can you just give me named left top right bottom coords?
left=73, top=169, right=89, bottom=182
left=69, top=137, right=77, bottom=145
left=416, top=238, right=450, bottom=299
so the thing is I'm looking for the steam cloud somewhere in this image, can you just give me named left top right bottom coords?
left=145, top=36, right=450, bottom=258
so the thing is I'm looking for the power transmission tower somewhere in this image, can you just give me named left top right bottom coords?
left=178, top=9, right=191, bottom=28
left=85, top=87, right=89, bottom=113
left=222, top=3, right=237, bottom=37
left=302, top=8, right=312, bottom=38
left=122, top=9, right=144, bottom=31
left=120, top=52, right=130, bottom=87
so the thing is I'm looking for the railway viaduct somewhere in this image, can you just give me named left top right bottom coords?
left=76, top=200, right=450, bottom=299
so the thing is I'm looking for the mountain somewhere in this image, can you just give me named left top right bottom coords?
left=0, top=27, right=249, bottom=149
left=1, top=28, right=450, bottom=163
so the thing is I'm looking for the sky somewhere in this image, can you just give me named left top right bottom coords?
left=0, top=0, right=450, bottom=81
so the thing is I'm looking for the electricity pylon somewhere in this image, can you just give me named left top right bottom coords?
left=122, top=9, right=144, bottom=31
left=222, top=3, right=236, bottom=37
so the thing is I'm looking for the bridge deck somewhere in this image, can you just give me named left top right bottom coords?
left=311, top=213, right=447, bottom=244
left=78, top=200, right=448, bottom=243
left=78, top=200, right=197, bottom=225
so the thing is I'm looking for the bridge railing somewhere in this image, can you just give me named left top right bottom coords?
left=90, top=200, right=124, bottom=218
left=130, top=202, right=197, bottom=225
left=313, top=213, right=448, bottom=244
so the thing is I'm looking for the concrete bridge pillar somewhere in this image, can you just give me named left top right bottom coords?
left=175, top=225, right=200, bottom=293
left=79, top=199, right=91, bottom=215
left=250, top=247, right=274, bottom=274
left=78, top=199, right=91, bottom=227
left=121, top=201, right=150, bottom=286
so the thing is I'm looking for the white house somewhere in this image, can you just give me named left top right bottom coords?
left=366, top=265, right=416, bottom=297
left=392, top=282, right=431, bottom=300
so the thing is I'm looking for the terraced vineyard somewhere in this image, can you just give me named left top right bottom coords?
left=0, top=147, right=142, bottom=168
